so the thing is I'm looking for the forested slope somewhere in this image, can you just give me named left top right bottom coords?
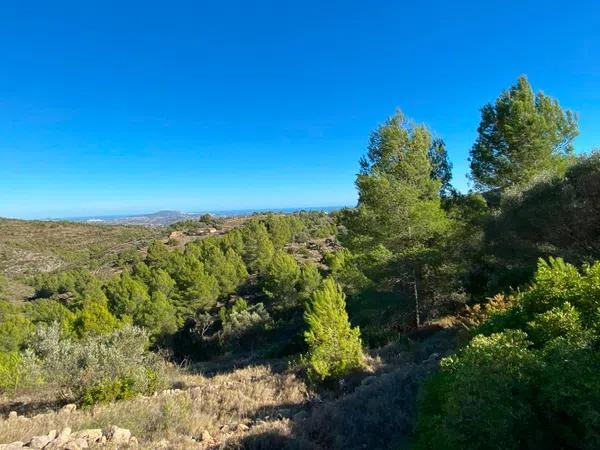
left=1, top=75, right=600, bottom=449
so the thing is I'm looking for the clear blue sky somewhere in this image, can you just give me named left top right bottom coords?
left=1, top=1, right=599, bottom=219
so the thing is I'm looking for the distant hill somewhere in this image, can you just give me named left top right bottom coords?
left=67, top=206, right=345, bottom=227
left=69, top=210, right=202, bottom=226
left=0, top=218, right=165, bottom=300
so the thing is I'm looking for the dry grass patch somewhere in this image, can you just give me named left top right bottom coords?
left=0, top=365, right=312, bottom=447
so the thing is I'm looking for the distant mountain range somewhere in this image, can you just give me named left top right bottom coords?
left=65, top=206, right=346, bottom=227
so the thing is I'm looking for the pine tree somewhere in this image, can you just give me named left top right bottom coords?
left=470, top=75, right=578, bottom=191
left=263, top=250, right=301, bottom=307
left=340, top=110, right=450, bottom=326
left=298, top=261, right=322, bottom=300
left=304, top=278, right=363, bottom=380
left=241, top=221, right=275, bottom=273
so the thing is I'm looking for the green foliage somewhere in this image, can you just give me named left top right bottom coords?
left=80, top=377, right=136, bottom=407
left=145, top=240, right=171, bottom=268
left=186, top=240, right=247, bottom=295
left=220, top=228, right=245, bottom=255
left=339, top=110, right=453, bottom=325
left=166, top=251, right=220, bottom=315
left=240, top=220, right=275, bottom=273
left=0, top=352, right=25, bottom=392
left=0, top=300, right=33, bottom=352
left=219, top=298, right=271, bottom=343
left=416, top=331, right=540, bottom=450
left=133, top=263, right=176, bottom=297
left=416, top=257, right=600, bottom=450
left=33, top=268, right=97, bottom=301
left=73, top=296, right=120, bottom=337
left=470, top=75, right=578, bottom=191
left=115, top=248, right=144, bottom=268
left=428, top=138, right=455, bottom=198
left=263, top=250, right=301, bottom=307
left=105, top=271, right=151, bottom=318
left=325, top=248, right=373, bottom=295
left=298, top=261, right=322, bottom=300
left=28, top=324, right=163, bottom=406
left=0, top=273, right=7, bottom=298
left=133, top=291, right=178, bottom=341
left=26, top=299, right=76, bottom=336
left=262, top=214, right=294, bottom=248
left=478, top=153, right=600, bottom=296
left=303, top=278, right=364, bottom=381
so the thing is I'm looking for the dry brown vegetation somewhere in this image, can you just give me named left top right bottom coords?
left=0, top=331, right=455, bottom=449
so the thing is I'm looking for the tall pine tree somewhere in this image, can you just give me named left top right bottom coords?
left=469, top=75, right=578, bottom=191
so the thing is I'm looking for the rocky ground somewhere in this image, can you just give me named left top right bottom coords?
left=0, top=329, right=455, bottom=450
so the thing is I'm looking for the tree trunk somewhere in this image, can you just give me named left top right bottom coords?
left=414, top=272, right=420, bottom=329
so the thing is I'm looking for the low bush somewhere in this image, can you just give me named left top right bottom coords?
left=28, top=323, right=164, bottom=406
left=415, top=257, right=600, bottom=450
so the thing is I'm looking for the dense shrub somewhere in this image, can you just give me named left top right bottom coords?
left=0, top=352, right=26, bottom=392
left=303, top=278, right=364, bottom=381
left=263, top=251, right=301, bottom=308
left=416, top=257, right=600, bottom=450
left=219, top=298, right=271, bottom=344
left=27, top=324, right=164, bottom=405
left=240, top=220, right=275, bottom=273
left=0, top=300, right=33, bottom=352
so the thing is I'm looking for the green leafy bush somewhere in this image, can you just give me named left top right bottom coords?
left=219, top=298, right=271, bottom=343
left=416, top=257, right=600, bottom=450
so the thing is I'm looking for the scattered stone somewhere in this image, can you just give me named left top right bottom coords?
left=161, top=388, right=183, bottom=396
left=63, top=438, right=88, bottom=450
left=105, top=425, right=132, bottom=445
left=0, top=442, right=25, bottom=450
left=7, top=411, right=18, bottom=420
left=71, top=429, right=102, bottom=443
left=129, top=436, right=139, bottom=447
left=28, top=435, right=52, bottom=449
left=60, top=404, right=77, bottom=414
left=236, top=423, right=250, bottom=432
left=45, top=427, right=72, bottom=449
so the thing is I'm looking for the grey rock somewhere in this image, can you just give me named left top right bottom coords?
left=71, top=429, right=103, bottom=443
left=0, top=442, right=25, bottom=450
left=60, top=403, right=77, bottom=414
left=63, top=438, right=88, bottom=450
left=28, top=435, right=52, bottom=449
left=106, top=425, right=131, bottom=445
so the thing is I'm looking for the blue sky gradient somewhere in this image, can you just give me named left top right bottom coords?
left=1, top=0, right=599, bottom=218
